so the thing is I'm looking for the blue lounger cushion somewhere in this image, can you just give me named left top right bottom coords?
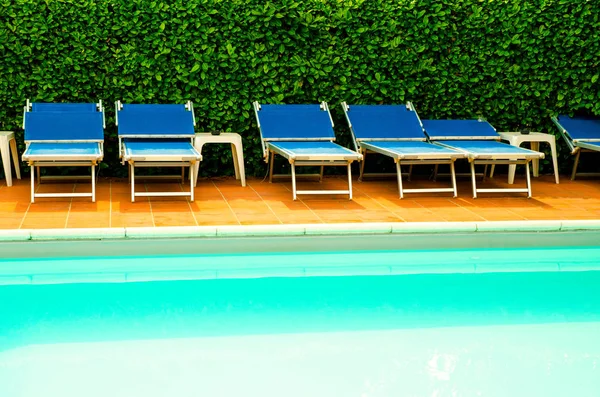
left=267, top=141, right=361, bottom=161
left=22, top=142, right=103, bottom=161
left=360, top=141, right=463, bottom=159
left=118, top=108, right=195, bottom=137
left=24, top=112, right=104, bottom=141
left=345, top=104, right=425, bottom=140
left=122, top=139, right=201, bottom=160
left=423, top=119, right=498, bottom=139
left=31, top=103, right=98, bottom=112
left=258, top=104, right=335, bottom=140
left=555, top=116, right=600, bottom=141
left=120, top=104, right=189, bottom=113
left=440, top=140, right=542, bottom=158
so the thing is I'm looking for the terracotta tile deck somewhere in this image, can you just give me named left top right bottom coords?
left=0, top=173, right=599, bottom=229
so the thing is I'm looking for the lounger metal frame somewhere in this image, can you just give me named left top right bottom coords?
left=342, top=102, right=465, bottom=198
left=115, top=100, right=201, bottom=202
left=253, top=101, right=362, bottom=200
left=551, top=116, right=600, bottom=180
left=426, top=119, right=544, bottom=198
left=22, top=100, right=105, bottom=203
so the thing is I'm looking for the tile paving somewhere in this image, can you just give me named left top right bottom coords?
left=0, top=172, right=599, bottom=229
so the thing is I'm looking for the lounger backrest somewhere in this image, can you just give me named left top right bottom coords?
left=117, top=103, right=195, bottom=137
left=555, top=115, right=600, bottom=141
left=422, top=119, right=498, bottom=140
left=24, top=112, right=104, bottom=141
left=31, top=103, right=98, bottom=112
left=344, top=104, right=425, bottom=141
left=255, top=104, right=335, bottom=141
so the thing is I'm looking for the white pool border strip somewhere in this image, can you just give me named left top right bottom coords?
left=0, top=220, right=599, bottom=242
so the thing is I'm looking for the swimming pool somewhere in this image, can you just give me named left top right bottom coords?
left=1, top=230, right=600, bottom=396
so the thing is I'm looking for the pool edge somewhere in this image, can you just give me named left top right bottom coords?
left=1, top=219, right=599, bottom=242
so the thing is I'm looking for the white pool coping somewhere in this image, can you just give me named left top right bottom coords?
left=0, top=220, right=599, bottom=242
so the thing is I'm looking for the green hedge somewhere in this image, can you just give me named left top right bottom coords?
left=1, top=0, right=599, bottom=177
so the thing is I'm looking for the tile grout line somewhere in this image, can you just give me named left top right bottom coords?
left=424, top=197, right=487, bottom=222
left=296, top=197, right=325, bottom=224
left=276, top=178, right=325, bottom=223
left=246, top=182, right=284, bottom=224
left=449, top=200, right=489, bottom=222
left=145, top=182, right=156, bottom=227
left=64, top=182, right=77, bottom=228
left=352, top=182, right=405, bottom=222
left=183, top=180, right=200, bottom=226
left=18, top=178, right=38, bottom=229
left=455, top=198, right=528, bottom=222
left=211, top=179, right=241, bottom=225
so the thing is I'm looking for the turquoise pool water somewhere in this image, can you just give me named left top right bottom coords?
left=2, top=244, right=600, bottom=284
left=1, top=268, right=600, bottom=396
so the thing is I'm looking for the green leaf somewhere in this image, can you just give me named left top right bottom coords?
left=1, top=0, right=594, bottom=179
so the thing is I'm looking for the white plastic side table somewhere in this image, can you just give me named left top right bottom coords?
left=0, top=131, right=21, bottom=187
left=194, top=133, right=246, bottom=187
left=495, top=131, right=559, bottom=184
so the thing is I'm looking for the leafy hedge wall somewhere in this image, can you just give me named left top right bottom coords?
left=1, top=0, right=599, bottom=177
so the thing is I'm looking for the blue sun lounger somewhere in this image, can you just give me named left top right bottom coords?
left=551, top=115, right=600, bottom=180
left=115, top=101, right=202, bottom=202
left=22, top=101, right=105, bottom=202
left=253, top=102, right=362, bottom=200
left=341, top=102, right=465, bottom=198
left=423, top=119, right=544, bottom=198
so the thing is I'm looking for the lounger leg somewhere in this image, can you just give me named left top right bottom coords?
left=483, top=165, right=488, bottom=181
left=525, top=161, right=532, bottom=198
left=30, top=165, right=35, bottom=203
left=319, top=166, right=324, bottom=183
left=130, top=163, right=135, bottom=203
left=450, top=160, right=458, bottom=198
left=269, top=151, right=275, bottom=183
left=396, top=161, right=404, bottom=199
left=433, top=164, right=439, bottom=182
left=91, top=164, right=96, bottom=203
left=489, top=164, right=496, bottom=179
left=470, top=162, right=477, bottom=199
left=347, top=162, right=353, bottom=200
left=359, top=150, right=366, bottom=182
left=407, top=165, right=413, bottom=182
left=181, top=167, right=185, bottom=183
left=36, top=166, right=41, bottom=185
left=571, top=150, right=580, bottom=181
left=190, top=164, right=195, bottom=202
left=291, top=163, right=297, bottom=200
